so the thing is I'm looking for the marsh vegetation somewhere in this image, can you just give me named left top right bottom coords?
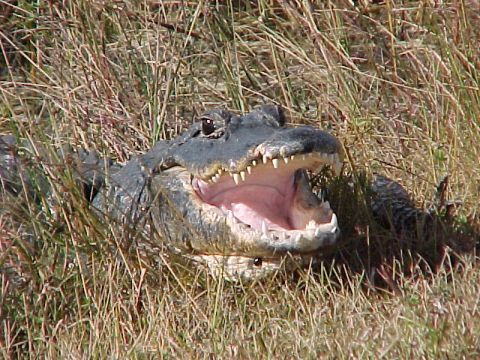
left=1, top=1, right=479, bottom=358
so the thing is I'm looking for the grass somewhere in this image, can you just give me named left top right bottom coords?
left=1, top=0, right=479, bottom=358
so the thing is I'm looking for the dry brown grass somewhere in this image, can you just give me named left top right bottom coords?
left=1, top=0, right=479, bottom=358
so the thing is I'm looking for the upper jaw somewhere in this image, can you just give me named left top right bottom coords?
left=171, top=120, right=344, bottom=181
left=199, top=150, right=343, bottom=185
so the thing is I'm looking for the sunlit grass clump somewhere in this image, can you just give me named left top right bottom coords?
left=1, top=1, right=479, bottom=358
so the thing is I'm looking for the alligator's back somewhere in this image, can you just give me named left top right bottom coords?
left=370, top=174, right=429, bottom=235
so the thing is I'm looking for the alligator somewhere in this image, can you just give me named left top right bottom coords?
left=0, top=105, right=445, bottom=280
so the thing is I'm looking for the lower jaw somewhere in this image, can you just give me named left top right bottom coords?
left=184, top=252, right=321, bottom=281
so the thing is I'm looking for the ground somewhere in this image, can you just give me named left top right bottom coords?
left=1, top=1, right=479, bottom=358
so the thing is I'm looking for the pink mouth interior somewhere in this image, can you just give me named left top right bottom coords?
left=193, top=162, right=332, bottom=231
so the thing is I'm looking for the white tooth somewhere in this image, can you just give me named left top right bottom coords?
left=227, top=210, right=236, bottom=223
left=240, top=171, right=246, bottom=181
left=290, top=155, right=295, bottom=160
left=261, top=234, right=270, bottom=242
left=218, top=168, right=223, bottom=175
left=211, top=175, right=218, bottom=183
left=261, top=220, right=268, bottom=234
left=279, top=232, right=286, bottom=241
left=306, top=220, right=317, bottom=229
left=283, top=157, right=289, bottom=164
left=247, top=166, right=252, bottom=174
left=263, top=155, right=268, bottom=164
left=315, top=214, right=338, bottom=233
left=252, top=160, right=257, bottom=166
left=315, top=228, right=323, bottom=237
left=331, top=213, right=337, bottom=225
left=302, top=154, right=306, bottom=160
left=295, top=233, right=302, bottom=243
left=272, top=158, right=279, bottom=168
left=233, top=173, right=240, bottom=185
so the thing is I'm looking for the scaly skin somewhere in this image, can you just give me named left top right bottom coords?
left=0, top=105, right=432, bottom=280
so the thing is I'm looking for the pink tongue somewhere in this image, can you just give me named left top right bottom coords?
left=213, top=184, right=293, bottom=230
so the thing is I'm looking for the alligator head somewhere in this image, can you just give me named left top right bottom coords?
left=148, top=105, right=343, bottom=279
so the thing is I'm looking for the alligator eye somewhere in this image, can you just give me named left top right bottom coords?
left=201, top=118, right=215, bottom=135
left=253, top=258, right=262, bottom=267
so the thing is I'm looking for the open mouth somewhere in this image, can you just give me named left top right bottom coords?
left=192, top=151, right=342, bottom=252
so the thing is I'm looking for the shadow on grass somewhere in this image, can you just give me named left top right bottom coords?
left=315, top=173, right=479, bottom=294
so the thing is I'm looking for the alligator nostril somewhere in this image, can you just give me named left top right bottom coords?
left=253, top=257, right=262, bottom=267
